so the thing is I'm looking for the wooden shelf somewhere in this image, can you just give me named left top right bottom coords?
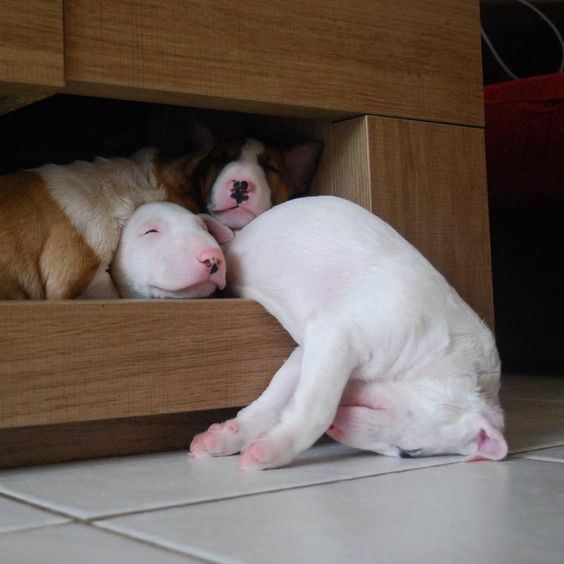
left=0, top=0, right=64, bottom=94
left=0, top=299, right=294, bottom=430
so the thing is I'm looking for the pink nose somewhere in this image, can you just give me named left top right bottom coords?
left=198, top=249, right=223, bottom=275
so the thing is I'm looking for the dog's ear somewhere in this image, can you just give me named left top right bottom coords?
left=283, top=141, right=324, bottom=195
left=464, top=415, right=508, bottom=462
left=199, top=214, right=235, bottom=244
left=157, top=143, right=214, bottom=202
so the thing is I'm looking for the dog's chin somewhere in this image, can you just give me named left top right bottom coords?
left=211, top=207, right=258, bottom=229
left=149, top=280, right=217, bottom=299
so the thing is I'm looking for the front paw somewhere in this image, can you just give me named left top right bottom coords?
left=189, top=420, right=245, bottom=457
left=239, top=433, right=295, bottom=471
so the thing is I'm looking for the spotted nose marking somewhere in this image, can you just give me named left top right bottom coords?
left=231, top=180, right=250, bottom=204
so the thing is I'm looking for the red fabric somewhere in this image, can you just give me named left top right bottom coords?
left=485, top=72, right=564, bottom=208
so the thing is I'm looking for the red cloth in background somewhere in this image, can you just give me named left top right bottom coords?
left=485, top=72, right=564, bottom=209
left=485, top=72, right=564, bottom=372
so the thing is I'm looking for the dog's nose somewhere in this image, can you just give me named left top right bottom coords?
left=198, top=251, right=222, bottom=275
left=233, top=180, right=248, bottom=192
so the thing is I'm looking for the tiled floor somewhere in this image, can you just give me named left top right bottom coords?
left=1, top=374, right=563, bottom=563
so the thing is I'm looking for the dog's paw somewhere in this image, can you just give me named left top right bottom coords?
left=239, top=433, right=295, bottom=471
left=189, top=419, right=245, bottom=457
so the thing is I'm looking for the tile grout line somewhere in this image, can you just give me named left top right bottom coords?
left=83, top=521, right=219, bottom=564
left=86, top=459, right=467, bottom=522
left=92, top=521, right=230, bottom=564
left=517, top=455, right=564, bottom=464
left=0, top=458, right=464, bottom=522
left=2, top=447, right=563, bottom=525
left=0, top=490, right=78, bottom=522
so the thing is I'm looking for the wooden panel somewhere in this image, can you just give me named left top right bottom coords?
left=64, top=0, right=483, bottom=124
left=320, top=115, right=493, bottom=326
left=0, top=408, right=239, bottom=469
left=367, top=116, right=493, bottom=325
left=0, top=0, right=64, bottom=93
left=0, top=299, right=294, bottom=429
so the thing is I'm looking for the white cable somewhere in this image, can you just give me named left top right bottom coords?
left=481, top=0, right=564, bottom=80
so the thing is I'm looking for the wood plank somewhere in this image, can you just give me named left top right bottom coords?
left=317, top=115, right=493, bottom=326
left=366, top=116, right=494, bottom=326
left=0, top=0, right=64, bottom=93
left=0, top=299, right=294, bottom=429
left=0, top=408, right=239, bottom=469
left=64, top=0, right=483, bottom=124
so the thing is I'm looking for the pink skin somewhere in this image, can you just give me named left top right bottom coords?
left=207, top=141, right=273, bottom=230
left=112, top=203, right=233, bottom=299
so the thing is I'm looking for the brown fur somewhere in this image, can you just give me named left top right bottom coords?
left=0, top=172, right=100, bottom=299
left=155, top=147, right=213, bottom=213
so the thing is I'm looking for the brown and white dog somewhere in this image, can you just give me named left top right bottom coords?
left=0, top=147, right=211, bottom=299
left=191, top=138, right=323, bottom=229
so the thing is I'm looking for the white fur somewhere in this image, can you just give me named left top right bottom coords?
left=111, top=202, right=229, bottom=299
left=37, top=148, right=166, bottom=297
left=207, top=140, right=273, bottom=229
left=190, top=196, right=507, bottom=469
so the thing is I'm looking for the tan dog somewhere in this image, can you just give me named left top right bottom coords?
left=0, top=147, right=210, bottom=299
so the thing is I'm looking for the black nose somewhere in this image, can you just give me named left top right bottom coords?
left=230, top=191, right=250, bottom=204
left=233, top=180, right=248, bottom=192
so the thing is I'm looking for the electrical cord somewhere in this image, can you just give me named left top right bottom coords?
left=480, top=0, right=564, bottom=80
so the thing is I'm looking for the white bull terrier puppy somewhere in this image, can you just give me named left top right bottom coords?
left=111, top=202, right=233, bottom=298
left=190, top=196, right=508, bottom=469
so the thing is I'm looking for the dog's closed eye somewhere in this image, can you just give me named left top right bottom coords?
left=143, top=229, right=159, bottom=235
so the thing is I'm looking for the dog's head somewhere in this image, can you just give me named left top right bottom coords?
left=112, top=202, right=233, bottom=299
left=327, top=376, right=508, bottom=462
left=192, top=138, right=323, bottom=229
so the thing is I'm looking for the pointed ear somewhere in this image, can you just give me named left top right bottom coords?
left=283, top=141, right=323, bottom=195
left=464, top=416, right=508, bottom=462
left=157, top=143, right=214, bottom=189
left=199, top=214, right=235, bottom=244
left=182, top=143, right=214, bottom=177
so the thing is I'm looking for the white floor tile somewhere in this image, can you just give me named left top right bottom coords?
left=0, top=443, right=459, bottom=519
left=0, top=495, right=68, bottom=534
left=98, top=459, right=564, bottom=564
left=0, top=523, right=201, bottom=563
left=518, top=445, right=564, bottom=463
left=501, top=398, right=564, bottom=453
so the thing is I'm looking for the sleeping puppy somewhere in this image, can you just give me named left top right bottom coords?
left=190, top=196, right=508, bottom=469
left=192, top=138, right=323, bottom=229
left=0, top=146, right=211, bottom=299
left=111, top=202, right=233, bottom=299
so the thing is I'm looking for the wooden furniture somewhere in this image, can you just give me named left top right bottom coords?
left=0, top=0, right=492, bottom=467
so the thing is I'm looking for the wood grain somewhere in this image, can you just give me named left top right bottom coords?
left=64, top=0, right=483, bottom=125
left=315, top=115, right=493, bottom=326
left=366, top=116, right=494, bottom=326
left=0, top=0, right=64, bottom=93
left=0, top=408, right=239, bottom=469
left=314, top=117, right=372, bottom=210
left=0, top=299, right=294, bottom=429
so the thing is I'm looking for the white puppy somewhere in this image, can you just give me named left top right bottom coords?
left=190, top=196, right=508, bottom=469
left=111, top=202, right=233, bottom=298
